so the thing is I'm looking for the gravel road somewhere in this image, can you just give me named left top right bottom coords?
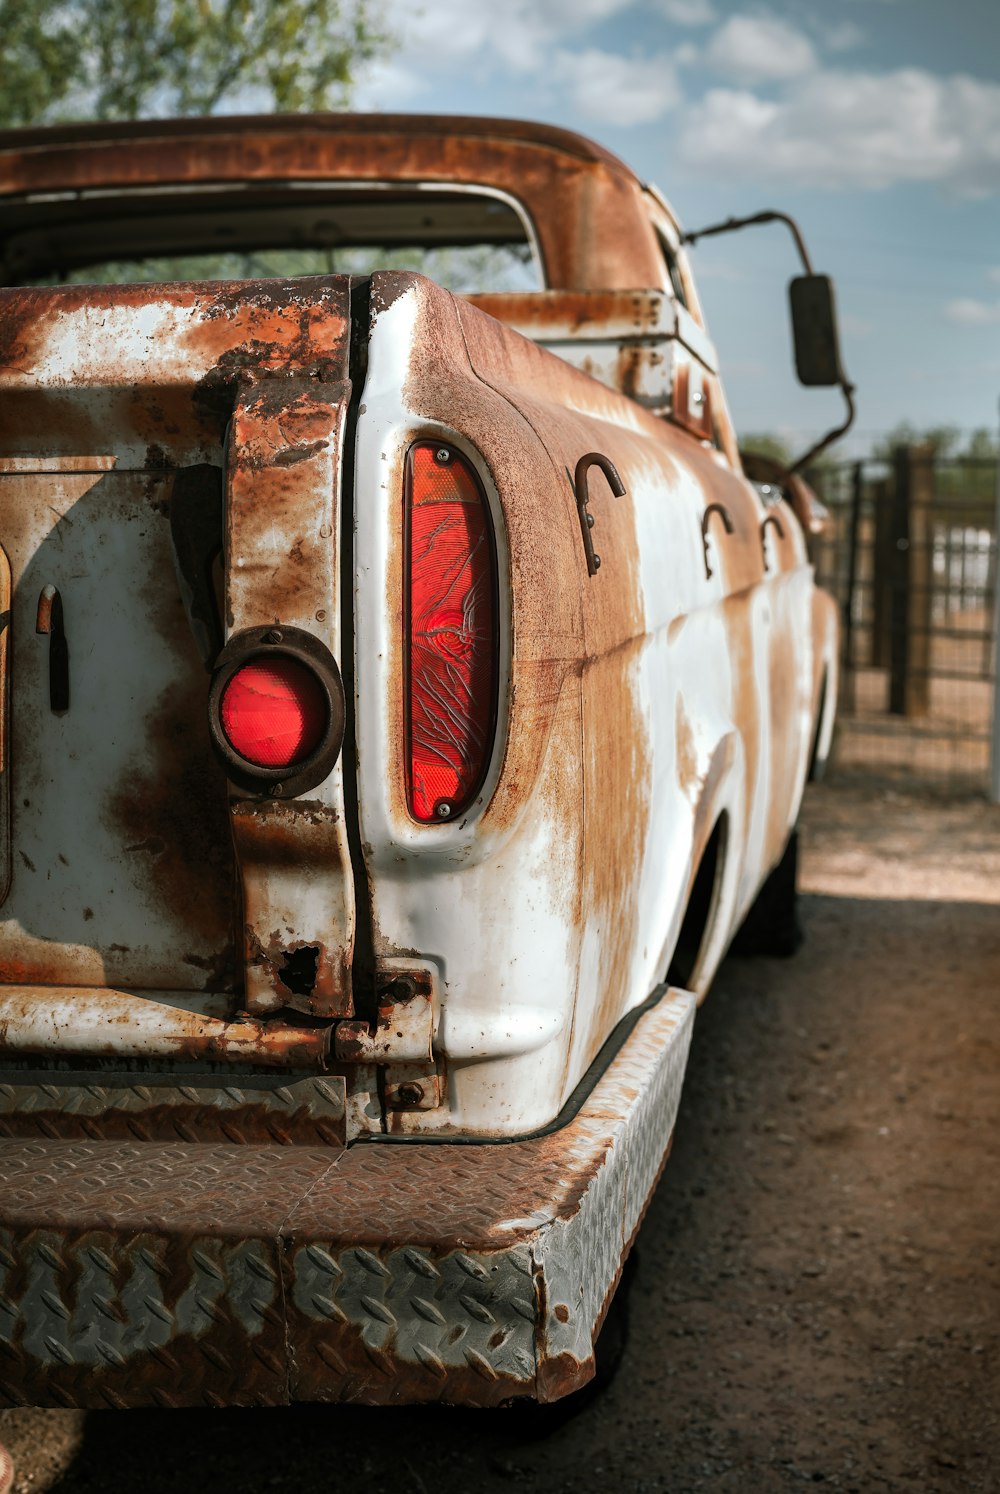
left=3, top=779, right=999, bottom=1493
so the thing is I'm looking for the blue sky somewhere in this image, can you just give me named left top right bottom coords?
left=355, top=0, right=1000, bottom=454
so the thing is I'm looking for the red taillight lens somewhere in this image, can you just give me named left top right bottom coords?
left=406, top=442, right=497, bottom=823
left=220, top=657, right=327, bottom=769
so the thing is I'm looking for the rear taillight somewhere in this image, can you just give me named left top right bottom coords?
left=220, top=657, right=326, bottom=769
left=209, top=627, right=345, bottom=797
left=405, top=441, right=498, bottom=823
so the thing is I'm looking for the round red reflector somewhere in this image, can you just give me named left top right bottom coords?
left=220, top=657, right=327, bottom=769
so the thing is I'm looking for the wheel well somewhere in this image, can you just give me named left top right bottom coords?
left=667, top=814, right=727, bottom=990
left=808, top=665, right=830, bottom=783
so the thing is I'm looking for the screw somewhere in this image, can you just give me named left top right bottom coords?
left=396, top=1082, right=424, bottom=1107
left=586, top=512, right=595, bottom=529
left=264, top=628, right=283, bottom=644
left=436, top=801, right=453, bottom=820
left=269, top=782, right=285, bottom=798
left=592, top=554, right=602, bottom=571
left=435, top=447, right=451, bottom=464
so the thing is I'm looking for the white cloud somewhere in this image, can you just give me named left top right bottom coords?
left=553, top=49, right=680, bottom=126
left=823, top=21, right=865, bottom=53
left=377, top=0, right=637, bottom=73
left=352, top=57, right=428, bottom=109
left=657, top=0, right=716, bottom=25
left=677, top=69, right=1000, bottom=192
left=705, top=15, right=817, bottom=84
left=946, top=298, right=1000, bottom=325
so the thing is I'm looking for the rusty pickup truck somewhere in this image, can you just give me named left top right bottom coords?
left=0, top=113, right=844, bottom=1409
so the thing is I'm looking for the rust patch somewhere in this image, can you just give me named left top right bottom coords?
left=763, top=585, right=804, bottom=867
left=0, top=1094, right=345, bottom=1148
left=104, top=673, right=236, bottom=978
left=722, top=592, right=761, bottom=845
left=581, top=646, right=652, bottom=1059
left=467, top=289, right=663, bottom=336
left=675, top=691, right=698, bottom=800
left=231, top=799, right=353, bottom=1019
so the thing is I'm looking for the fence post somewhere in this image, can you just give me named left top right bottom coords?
left=989, top=402, right=1000, bottom=800
left=889, top=444, right=932, bottom=717
left=871, top=477, right=892, bottom=670
left=842, top=461, right=863, bottom=715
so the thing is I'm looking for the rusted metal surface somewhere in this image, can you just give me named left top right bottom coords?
left=0, top=115, right=665, bottom=294
left=0, top=279, right=349, bottom=464
left=333, top=968, right=434, bottom=1065
left=0, top=987, right=694, bottom=1409
left=467, top=289, right=719, bottom=420
left=224, top=377, right=355, bottom=1019
left=0, top=1072, right=346, bottom=1146
left=0, top=278, right=357, bottom=1058
left=0, top=987, right=332, bottom=1069
left=0, top=1141, right=327, bottom=1408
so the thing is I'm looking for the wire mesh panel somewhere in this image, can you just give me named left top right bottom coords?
left=810, top=449, right=999, bottom=788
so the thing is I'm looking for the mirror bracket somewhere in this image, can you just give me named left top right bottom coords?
left=682, top=209, right=856, bottom=472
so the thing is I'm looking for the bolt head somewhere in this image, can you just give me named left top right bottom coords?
left=396, top=1082, right=424, bottom=1107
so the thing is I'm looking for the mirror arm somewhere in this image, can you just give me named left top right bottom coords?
left=682, top=210, right=814, bottom=275
left=790, top=382, right=857, bottom=475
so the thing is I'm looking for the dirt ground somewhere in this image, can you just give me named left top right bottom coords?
left=3, top=779, right=1000, bottom=1493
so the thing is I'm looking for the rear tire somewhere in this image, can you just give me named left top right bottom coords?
left=731, top=829, right=802, bottom=958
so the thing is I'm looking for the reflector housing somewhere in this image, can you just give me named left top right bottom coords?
left=208, top=625, right=346, bottom=798
left=220, top=657, right=327, bottom=769
left=405, top=442, right=498, bottom=823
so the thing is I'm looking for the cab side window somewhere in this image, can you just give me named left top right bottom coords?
left=658, top=232, right=689, bottom=309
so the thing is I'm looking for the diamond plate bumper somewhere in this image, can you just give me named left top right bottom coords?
left=0, top=987, right=695, bottom=1409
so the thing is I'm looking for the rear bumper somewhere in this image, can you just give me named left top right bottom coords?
left=0, top=988, right=695, bottom=1409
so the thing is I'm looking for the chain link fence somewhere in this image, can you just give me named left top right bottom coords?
left=809, top=447, right=999, bottom=789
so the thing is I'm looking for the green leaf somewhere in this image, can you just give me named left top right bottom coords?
left=0, top=0, right=392, bottom=126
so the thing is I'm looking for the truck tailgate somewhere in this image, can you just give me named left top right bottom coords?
left=0, top=278, right=355, bottom=1032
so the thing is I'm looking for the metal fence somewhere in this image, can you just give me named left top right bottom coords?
left=809, top=448, right=999, bottom=788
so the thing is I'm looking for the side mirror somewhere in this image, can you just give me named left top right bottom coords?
left=789, top=274, right=845, bottom=388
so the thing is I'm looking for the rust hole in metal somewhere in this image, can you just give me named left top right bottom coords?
left=277, top=945, right=320, bottom=998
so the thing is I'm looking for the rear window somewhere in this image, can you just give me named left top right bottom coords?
left=2, top=186, right=543, bottom=294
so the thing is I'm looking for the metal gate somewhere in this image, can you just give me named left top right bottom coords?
left=810, top=447, right=999, bottom=787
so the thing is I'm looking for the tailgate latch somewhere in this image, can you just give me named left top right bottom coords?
left=334, top=966, right=441, bottom=1111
